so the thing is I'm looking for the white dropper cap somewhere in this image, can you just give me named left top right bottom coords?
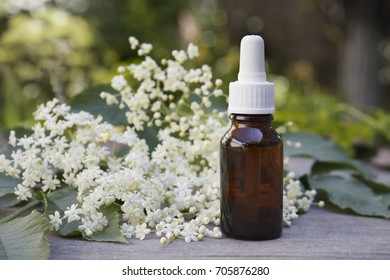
left=228, top=35, right=275, bottom=115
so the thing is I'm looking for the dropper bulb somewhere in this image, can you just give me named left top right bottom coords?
left=238, top=35, right=266, bottom=83
left=228, top=34, right=274, bottom=115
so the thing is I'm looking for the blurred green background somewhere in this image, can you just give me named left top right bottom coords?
left=0, top=0, right=389, bottom=158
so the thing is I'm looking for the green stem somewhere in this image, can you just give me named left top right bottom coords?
left=113, top=141, right=117, bottom=158
left=0, top=199, right=41, bottom=224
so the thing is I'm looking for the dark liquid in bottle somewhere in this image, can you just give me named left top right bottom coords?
left=220, top=114, right=283, bottom=240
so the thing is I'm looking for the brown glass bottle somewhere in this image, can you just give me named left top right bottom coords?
left=220, top=114, right=283, bottom=240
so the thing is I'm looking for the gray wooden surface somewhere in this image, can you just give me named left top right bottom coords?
left=45, top=206, right=390, bottom=260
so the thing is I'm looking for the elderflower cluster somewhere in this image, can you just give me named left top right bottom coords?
left=0, top=36, right=319, bottom=244
left=0, top=98, right=164, bottom=237
left=282, top=171, right=324, bottom=226
left=111, top=37, right=226, bottom=243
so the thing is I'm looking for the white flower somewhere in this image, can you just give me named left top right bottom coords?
left=283, top=195, right=298, bottom=226
left=100, top=92, right=119, bottom=105
left=121, top=223, right=135, bottom=239
left=91, top=212, right=108, bottom=231
left=187, top=43, right=199, bottom=59
left=111, top=75, right=127, bottom=91
left=138, top=43, right=153, bottom=56
left=0, top=155, right=12, bottom=173
left=42, top=176, right=60, bottom=192
left=145, top=209, right=164, bottom=227
left=49, top=211, right=62, bottom=231
left=205, top=227, right=222, bottom=239
left=134, top=223, right=151, bottom=240
left=160, top=237, right=168, bottom=245
left=14, top=184, right=32, bottom=201
left=297, top=197, right=311, bottom=212
left=286, top=179, right=303, bottom=200
left=64, top=204, right=82, bottom=223
left=128, top=36, right=139, bottom=49
left=172, top=50, right=188, bottom=63
left=79, top=218, right=94, bottom=237
left=180, top=221, right=201, bottom=243
left=9, top=130, right=17, bottom=147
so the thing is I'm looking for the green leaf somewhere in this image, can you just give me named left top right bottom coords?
left=310, top=175, right=390, bottom=219
left=59, top=220, right=82, bottom=237
left=354, top=175, right=390, bottom=194
left=0, top=173, right=21, bottom=197
left=348, top=160, right=375, bottom=179
left=0, top=210, right=50, bottom=259
left=311, top=160, right=374, bottom=179
left=298, top=174, right=311, bottom=190
left=84, top=205, right=128, bottom=244
left=0, top=193, right=19, bottom=208
left=284, top=132, right=374, bottom=179
left=284, top=132, right=349, bottom=162
left=70, top=84, right=127, bottom=125
left=44, top=187, right=81, bottom=237
left=45, top=187, right=79, bottom=213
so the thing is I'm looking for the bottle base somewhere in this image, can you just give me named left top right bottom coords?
left=222, top=230, right=282, bottom=241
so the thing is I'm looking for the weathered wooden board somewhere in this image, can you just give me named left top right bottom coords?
left=45, top=207, right=390, bottom=260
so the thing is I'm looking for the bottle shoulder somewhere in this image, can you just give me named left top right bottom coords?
left=221, top=124, right=282, bottom=149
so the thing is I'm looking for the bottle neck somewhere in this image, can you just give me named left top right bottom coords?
left=230, top=114, right=273, bottom=122
left=229, top=114, right=274, bottom=129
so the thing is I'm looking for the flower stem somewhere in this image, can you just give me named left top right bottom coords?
left=0, top=200, right=41, bottom=224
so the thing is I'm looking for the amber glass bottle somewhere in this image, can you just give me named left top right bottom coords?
left=220, top=35, right=283, bottom=240
left=220, top=114, right=283, bottom=240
